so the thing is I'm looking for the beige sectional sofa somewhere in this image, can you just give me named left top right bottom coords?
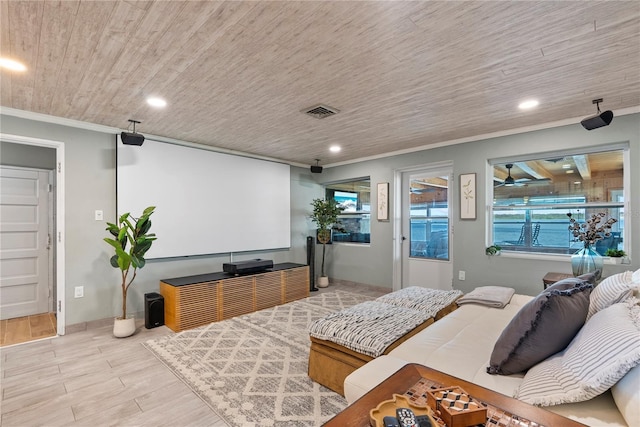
left=343, top=272, right=640, bottom=427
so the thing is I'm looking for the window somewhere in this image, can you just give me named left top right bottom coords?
left=409, top=175, right=449, bottom=260
left=490, top=148, right=626, bottom=255
left=325, top=178, right=370, bottom=243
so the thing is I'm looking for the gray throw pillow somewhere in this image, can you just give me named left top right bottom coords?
left=487, top=282, right=593, bottom=375
left=545, top=271, right=597, bottom=293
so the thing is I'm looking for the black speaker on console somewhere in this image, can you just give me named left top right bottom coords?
left=145, top=292, right=164, bottom=329
left=307, top=236, right=318, bottom=291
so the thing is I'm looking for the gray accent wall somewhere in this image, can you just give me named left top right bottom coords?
left=317, top=113, right=640, bottom=295
left=1, top=112, right=637, bottom=325
left=0, top=114, right=322, bottom=326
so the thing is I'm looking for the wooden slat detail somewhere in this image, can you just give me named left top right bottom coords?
left=283, top=266, right=309, bottom=302
left=176, top=281, right=219, bottom=331
left=160, top=280, right=218, bottom=332
left=160, top=266, right=309, bottom=331
left=255, top=272, right=283, bottom=310
left=219, top=276, right=254, bottom=320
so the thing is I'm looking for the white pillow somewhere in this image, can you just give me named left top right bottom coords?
left=587, top=271, right=634, bottom=320
left=633, top=268, right=640, bottom=285
left=612, top=363, right=640, bottom=427
left=515, top=299, right=640, bottom=406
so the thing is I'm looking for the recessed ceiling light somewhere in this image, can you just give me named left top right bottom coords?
left=574, top=181, right=581, bottom=185
left=329, top=145, right=341, bottom=153
left=566, top=170, right=574, bottom=174
left=0, top=58, right=27, bottom=72
left=562, top=163, right=571, bottom=169
left=518, top=99, right=539, bottom=110
left=147, top=97, right=167, bottom=108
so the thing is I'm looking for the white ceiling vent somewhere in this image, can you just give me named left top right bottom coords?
left=303, top=104, right=339, bottom=119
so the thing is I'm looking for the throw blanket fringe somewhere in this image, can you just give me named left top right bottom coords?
left=456, top=286, right=515, bottom=308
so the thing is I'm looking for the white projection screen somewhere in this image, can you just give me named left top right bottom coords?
left=117, top=137, right=291, bottom=258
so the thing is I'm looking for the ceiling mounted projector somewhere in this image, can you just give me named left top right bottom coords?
left=121, top=119, right=145, bottom=145
left=310, top=159, right=323, bottom=174
left=581, top=98, right=613, bottom=130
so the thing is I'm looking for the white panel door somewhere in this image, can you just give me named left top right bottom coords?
left=401, top=166, right=453, bottom=290
left=0, top=167, right=50, bottom=319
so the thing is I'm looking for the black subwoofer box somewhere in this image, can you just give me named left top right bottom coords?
left=145, top=292, right=164, bottom=329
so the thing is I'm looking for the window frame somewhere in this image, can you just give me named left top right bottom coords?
left=487, top=144, right=630, bottom=260
left=324, top=177, right=371, bottom=245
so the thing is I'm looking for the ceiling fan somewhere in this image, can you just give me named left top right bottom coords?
left=495, top=164, right=531, bottom=187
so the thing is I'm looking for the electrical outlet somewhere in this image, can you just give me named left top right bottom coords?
left=458, top=271, right=466, bottom=281
left=74, top=286, right=84, bottom=298
left=95, top=210, right=103, bottom=221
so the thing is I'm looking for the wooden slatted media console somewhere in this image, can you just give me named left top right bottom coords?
left=159, top=263, right=309, bottom=332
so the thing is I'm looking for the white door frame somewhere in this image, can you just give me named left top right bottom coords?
left=392, top=161, right=453, bottom=291
left=1, top=133, right=66, bottom=335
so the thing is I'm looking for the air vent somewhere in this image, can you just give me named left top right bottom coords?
left=303, top=104, right=339, bottom=119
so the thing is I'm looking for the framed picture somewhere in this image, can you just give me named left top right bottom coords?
left=377, top=182, right=389, bottom=221
left=459, top=173, right=476, bottom=220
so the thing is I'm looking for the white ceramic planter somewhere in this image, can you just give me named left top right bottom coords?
left=113, top=317, right=136, bottom=338
left=317, top=276, right=329, bottom=288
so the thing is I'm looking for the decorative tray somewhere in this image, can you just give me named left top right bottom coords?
left=369, top=393, right=437, bottom=427
left=404, top=378, right=544, bottom=427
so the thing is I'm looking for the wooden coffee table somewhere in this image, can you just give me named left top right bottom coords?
left=324, top=363, right=586, bottom=427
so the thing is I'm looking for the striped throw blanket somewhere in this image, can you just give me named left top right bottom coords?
left=376, top=286, right=463, bottom=315
left=308, top=287, right=463, bottom=358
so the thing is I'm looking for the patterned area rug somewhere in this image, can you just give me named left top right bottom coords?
left=143, top=290, right=374, bottom=426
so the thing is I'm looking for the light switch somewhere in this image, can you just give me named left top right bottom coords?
left=95, top=210, right=103, bottom=221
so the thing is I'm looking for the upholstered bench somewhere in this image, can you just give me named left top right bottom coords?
left=308, top=287, right=462, bottom=395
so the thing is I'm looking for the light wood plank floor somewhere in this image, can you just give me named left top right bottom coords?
left=0, top=282, right=388, bottom=426
left=1, top=313, right=57, bottom=347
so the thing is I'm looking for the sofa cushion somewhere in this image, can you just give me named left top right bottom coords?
left=344, top=355, right=409, bottom=403
left=515, top=299, right=640, bottom=406
left=612, top=363, right=640, bottom=427
left=587, top=271, right=634, bottom=321
left=487, top=283, right=592, bottom=375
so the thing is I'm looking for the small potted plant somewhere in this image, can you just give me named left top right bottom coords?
left=486, top=244, right=502, bottom=256
left=104, top=206, right=157, bottom=337
left=310, top=198, right=344, bottom=287
left=605, top=248, right=627, bottom=264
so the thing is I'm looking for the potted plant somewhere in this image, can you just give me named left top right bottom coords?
left=486, top=244, right=502, bottom=256
left=104, top=206, right=157, bottom=337
left=605, top=248, right=627, bottom=264
left=310, top=198, right=344, bottom=287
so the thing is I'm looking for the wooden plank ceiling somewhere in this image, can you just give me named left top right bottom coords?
left=1, top=1, right=639, bottom=166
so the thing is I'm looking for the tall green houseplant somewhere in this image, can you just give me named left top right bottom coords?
left=104, top=206, right=157, bottom=320
left=310, top=198, right=344, bottom=279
